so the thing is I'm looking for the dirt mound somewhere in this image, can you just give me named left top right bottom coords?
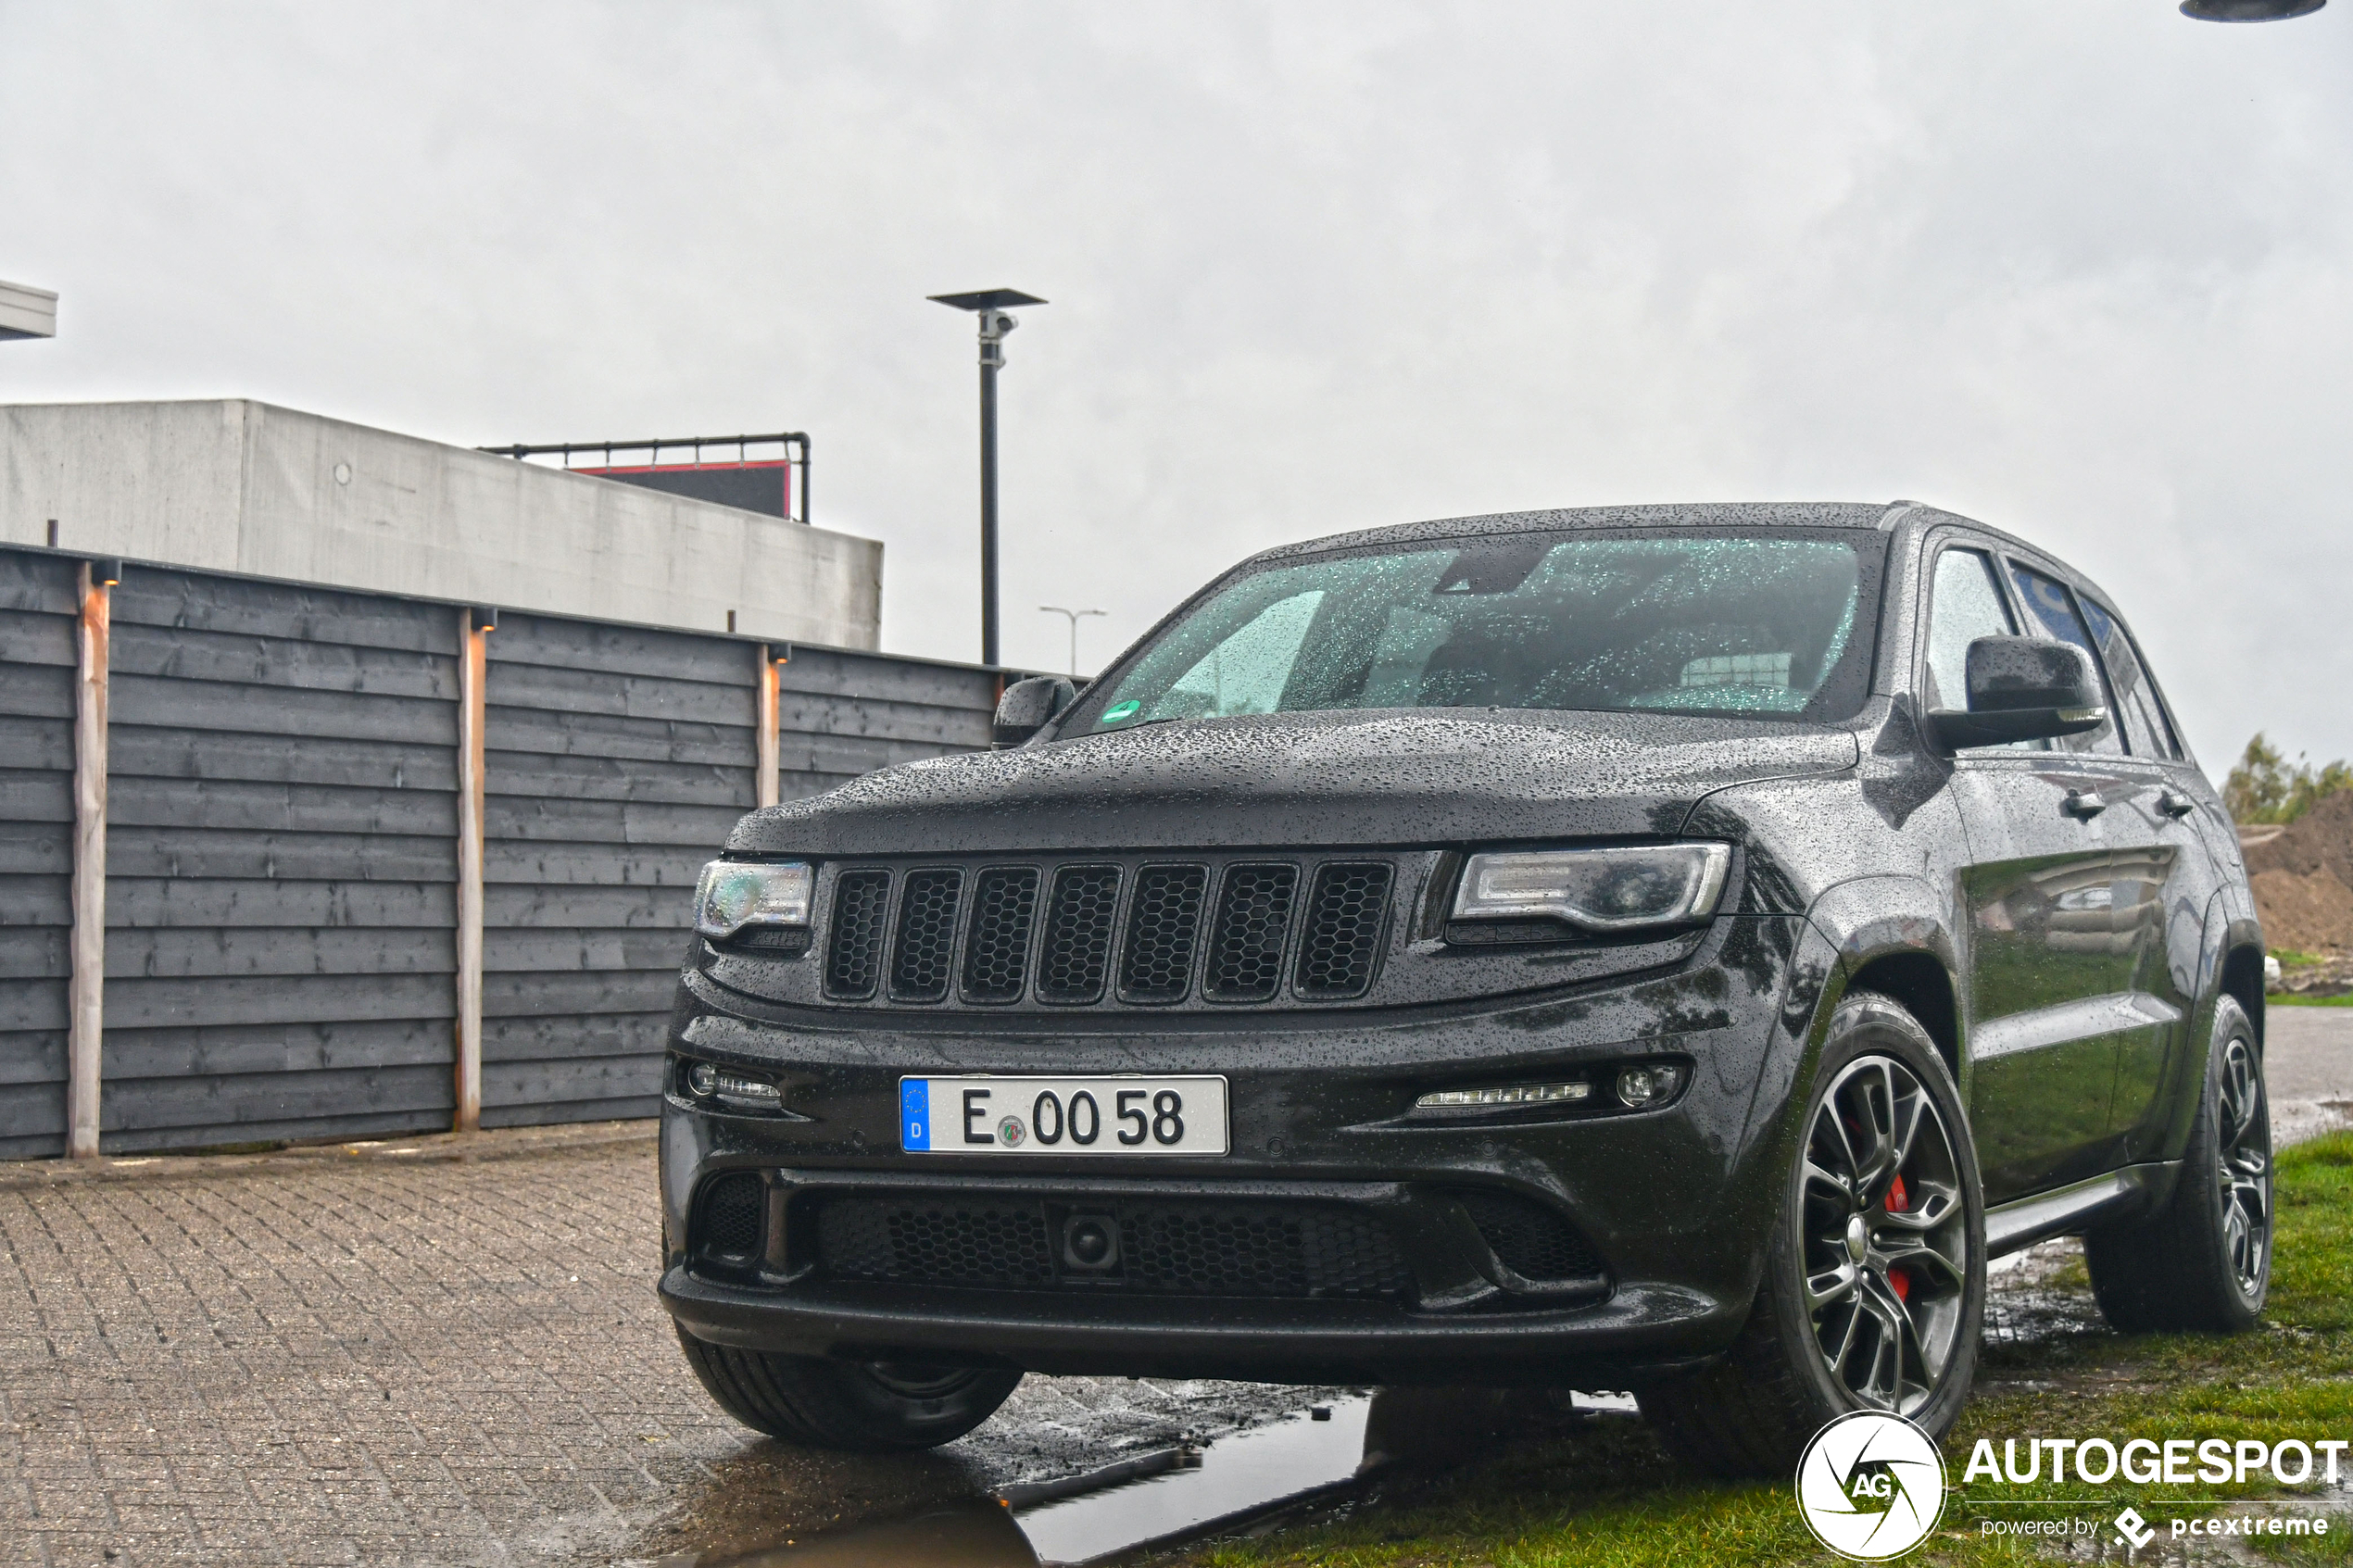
left=2246, top=793, right=2353, bottom=954
left=2245, top=791, right=2353, bottom=884
left=2251, top=868, right=2353, bottom=955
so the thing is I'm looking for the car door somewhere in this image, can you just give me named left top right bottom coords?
left=1924, top=539, right=2124, bottom=1202
left=2073, top=587, right=2219, bottom=1161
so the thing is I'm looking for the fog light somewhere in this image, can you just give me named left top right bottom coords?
left=686, top=1061, right=718, bottom=1098
left=713, top=1072, right=782, bottom=1108
left=1415, top=1081, right=1591, bottom=1110
left=1616, top=1064, right=1686, bottom=1108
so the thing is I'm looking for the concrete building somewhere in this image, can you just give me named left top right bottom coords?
left=0, top=399, right=881, bottom=648
left=0, top=281, right=57, bottom=341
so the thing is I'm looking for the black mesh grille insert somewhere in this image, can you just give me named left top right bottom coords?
left=1203, top=863, right=1299, bottom=1002
left=818, top=1198, right=1057, bottom=1289
left=1295, top=862, right=1394, bottom=998
left=1122, top=1204, right=1412, bottom=1298
left=961, top=868, right=1040, bottom=1002
left=1455, top=1191, right=1604, bottom=1282
left=824, top=871, right=891, bottom=997
left=1119, top=864, right=1208, bottom=1003
left=697, top=1173, right=766, bottom=1260
left=1038, top=866, right=1121, bottom=1003
left=890, top=869, right=963, bottom=1001
left=815, top=1195, right=1412, bottom=1300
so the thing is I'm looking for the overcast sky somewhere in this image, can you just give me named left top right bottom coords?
left=4, top=0, right=2349, bottom=775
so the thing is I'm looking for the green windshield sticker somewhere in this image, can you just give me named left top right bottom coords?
left=1100, top=700, right=1141, bottom=724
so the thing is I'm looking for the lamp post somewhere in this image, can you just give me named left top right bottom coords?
left=1039, top=605, right=1107, bottom=678
left=2180, top=0, right=2323, bottom=17
left=929, top=287, right=1047, bottom=667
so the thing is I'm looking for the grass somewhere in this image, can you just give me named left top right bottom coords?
left=2274, top=994, right=2353, bottom=1008
left=1174, top=1135, right=2353, bottom=1568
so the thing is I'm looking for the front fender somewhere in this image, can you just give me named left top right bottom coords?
left=1733, top=874, right=1965, bottom=1201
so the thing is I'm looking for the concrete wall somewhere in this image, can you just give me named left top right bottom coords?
left=0, top=400, right=882, bottom=649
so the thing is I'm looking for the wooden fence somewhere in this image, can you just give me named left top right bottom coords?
left=0, top=546, right=1011, bottom=1158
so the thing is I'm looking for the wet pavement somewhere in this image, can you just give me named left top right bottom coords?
left=4, top=1006, right=2347, bottom=1567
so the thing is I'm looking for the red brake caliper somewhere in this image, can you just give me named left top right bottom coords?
left=1885, top=1173, right=1912, bottom=1302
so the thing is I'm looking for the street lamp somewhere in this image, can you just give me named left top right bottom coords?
left=1039, top=605, right=1107, bottom=678
left=929, top=286, right=1048, bottom=668
left=2181, top=0, right=2323, bottom=18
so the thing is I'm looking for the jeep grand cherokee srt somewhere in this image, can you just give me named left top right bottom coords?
left=655, top=502, right=2269, bottom=1474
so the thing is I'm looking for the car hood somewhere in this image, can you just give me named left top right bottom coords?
left=727, top=709, right=1859, bottom=855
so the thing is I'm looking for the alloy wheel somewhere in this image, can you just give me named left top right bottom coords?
left=1799, top=1055, right=1971, bottom=1416
left=2216, top=1035, right=2271, bottom=1298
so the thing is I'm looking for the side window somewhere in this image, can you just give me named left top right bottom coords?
left=2006, top=562, right=2123, bottom=756
left=1924, top=547, right=2019, bottom=712
left=2078, top=596, right=2183, bottom=761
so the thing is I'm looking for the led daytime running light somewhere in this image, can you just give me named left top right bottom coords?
left=1416, top=1081, right=1591, bottom=1110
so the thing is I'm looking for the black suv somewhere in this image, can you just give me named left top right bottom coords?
left=657, top=502, right=2269, bottom=1474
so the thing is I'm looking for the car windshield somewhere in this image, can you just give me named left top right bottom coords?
left=1074, top=529, right=1884, bottom=730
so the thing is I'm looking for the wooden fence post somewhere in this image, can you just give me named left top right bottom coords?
left=67, top=563, right=109, bottom=1159
left=756, top=645, right=781, bottom=809
left=454, top=609, right=487, bottom=1133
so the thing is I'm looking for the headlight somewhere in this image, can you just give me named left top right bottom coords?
left=695, top=859, right=814, bottom=940
left=1452, top=844, right=1731, bottom=932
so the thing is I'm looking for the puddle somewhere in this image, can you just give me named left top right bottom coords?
left=662, top=1385, right=1610, bottom=1567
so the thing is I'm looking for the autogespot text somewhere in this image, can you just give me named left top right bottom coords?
left=1962, top=1436, right=2348, bottom=1486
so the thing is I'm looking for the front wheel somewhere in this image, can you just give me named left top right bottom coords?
left=2085, top=995, right=2271, bottom=1333
left=1642, top=994, right=1987, bottom=1477
left=674, top=1324, right=1023, bottom=1451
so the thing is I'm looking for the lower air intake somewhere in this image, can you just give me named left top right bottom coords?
left=1454, top=1191, right=1604, bottom=1282
left=816, top=1195, right=1413, bottom=1301
left=697, top=1173, right=767, bottom=1260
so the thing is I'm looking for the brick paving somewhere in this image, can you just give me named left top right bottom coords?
left=0, top=1129, right=1339, bottom=1568
left=0, top=1131, right=736, bottom=1567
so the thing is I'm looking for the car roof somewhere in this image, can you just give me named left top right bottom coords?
left=1250, top=501, right=1913, bottom=564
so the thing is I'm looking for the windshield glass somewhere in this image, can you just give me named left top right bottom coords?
left=1073, top=529, right=1884, bottom=731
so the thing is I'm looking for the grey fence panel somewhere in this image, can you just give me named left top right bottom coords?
left=479, top=613, right=756, bottom=1128
left=0, top=554, right=79, bottom=1158
left=101, top=569, right=461, bottom=1152
left=1, top=543, right=1022, bottom=1157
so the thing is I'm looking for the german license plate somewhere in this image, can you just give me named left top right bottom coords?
left=900, top=1075, right=1229, bottom=1156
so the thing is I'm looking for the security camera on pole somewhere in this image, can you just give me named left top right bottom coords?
left=929, top=287, right=1047, bottom=669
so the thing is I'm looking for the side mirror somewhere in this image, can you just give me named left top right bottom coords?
left=993, top=676, right=1078, bottom=747
left=1925, top=636, right=2108, bottom=751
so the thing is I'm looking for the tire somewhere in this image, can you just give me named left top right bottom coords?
left=1641, top=993, right=1987, bottom=1477
left=2085, top=996, right=2271, bottom=1333
left=673, top=1323, right=1023, bottom=1451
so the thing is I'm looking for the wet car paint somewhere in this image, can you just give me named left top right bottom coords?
left=659, top=500, right=2262, bottom=1387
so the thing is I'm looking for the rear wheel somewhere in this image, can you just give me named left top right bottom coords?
left=1642, top=994, right=1986, bottom=1476
left=674, top=1324, right=1023, bottom=1451
left=2085, top=996, right=2271, bottom=1333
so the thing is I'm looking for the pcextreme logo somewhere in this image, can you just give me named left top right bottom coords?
left=1795, top=1411, right=1948, bottom=1562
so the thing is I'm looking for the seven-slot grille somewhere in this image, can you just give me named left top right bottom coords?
left=820, top=858, right=1395, bottom=1008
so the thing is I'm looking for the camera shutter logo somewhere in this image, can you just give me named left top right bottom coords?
left=1795, top=1411, right=1947, bottom=1561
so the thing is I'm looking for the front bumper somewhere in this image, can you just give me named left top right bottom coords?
left=655, top=914, right=1831, bottom=1384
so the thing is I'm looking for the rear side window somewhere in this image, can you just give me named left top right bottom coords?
left=2078, top=596, right=2183, bottom=761
left=2006, top=562, right=2124, bottom=756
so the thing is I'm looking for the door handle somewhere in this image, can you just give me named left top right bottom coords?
left=2063, top=790, right=2107, bottom=820
left=2158, top=789, right=2197, bottom=819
